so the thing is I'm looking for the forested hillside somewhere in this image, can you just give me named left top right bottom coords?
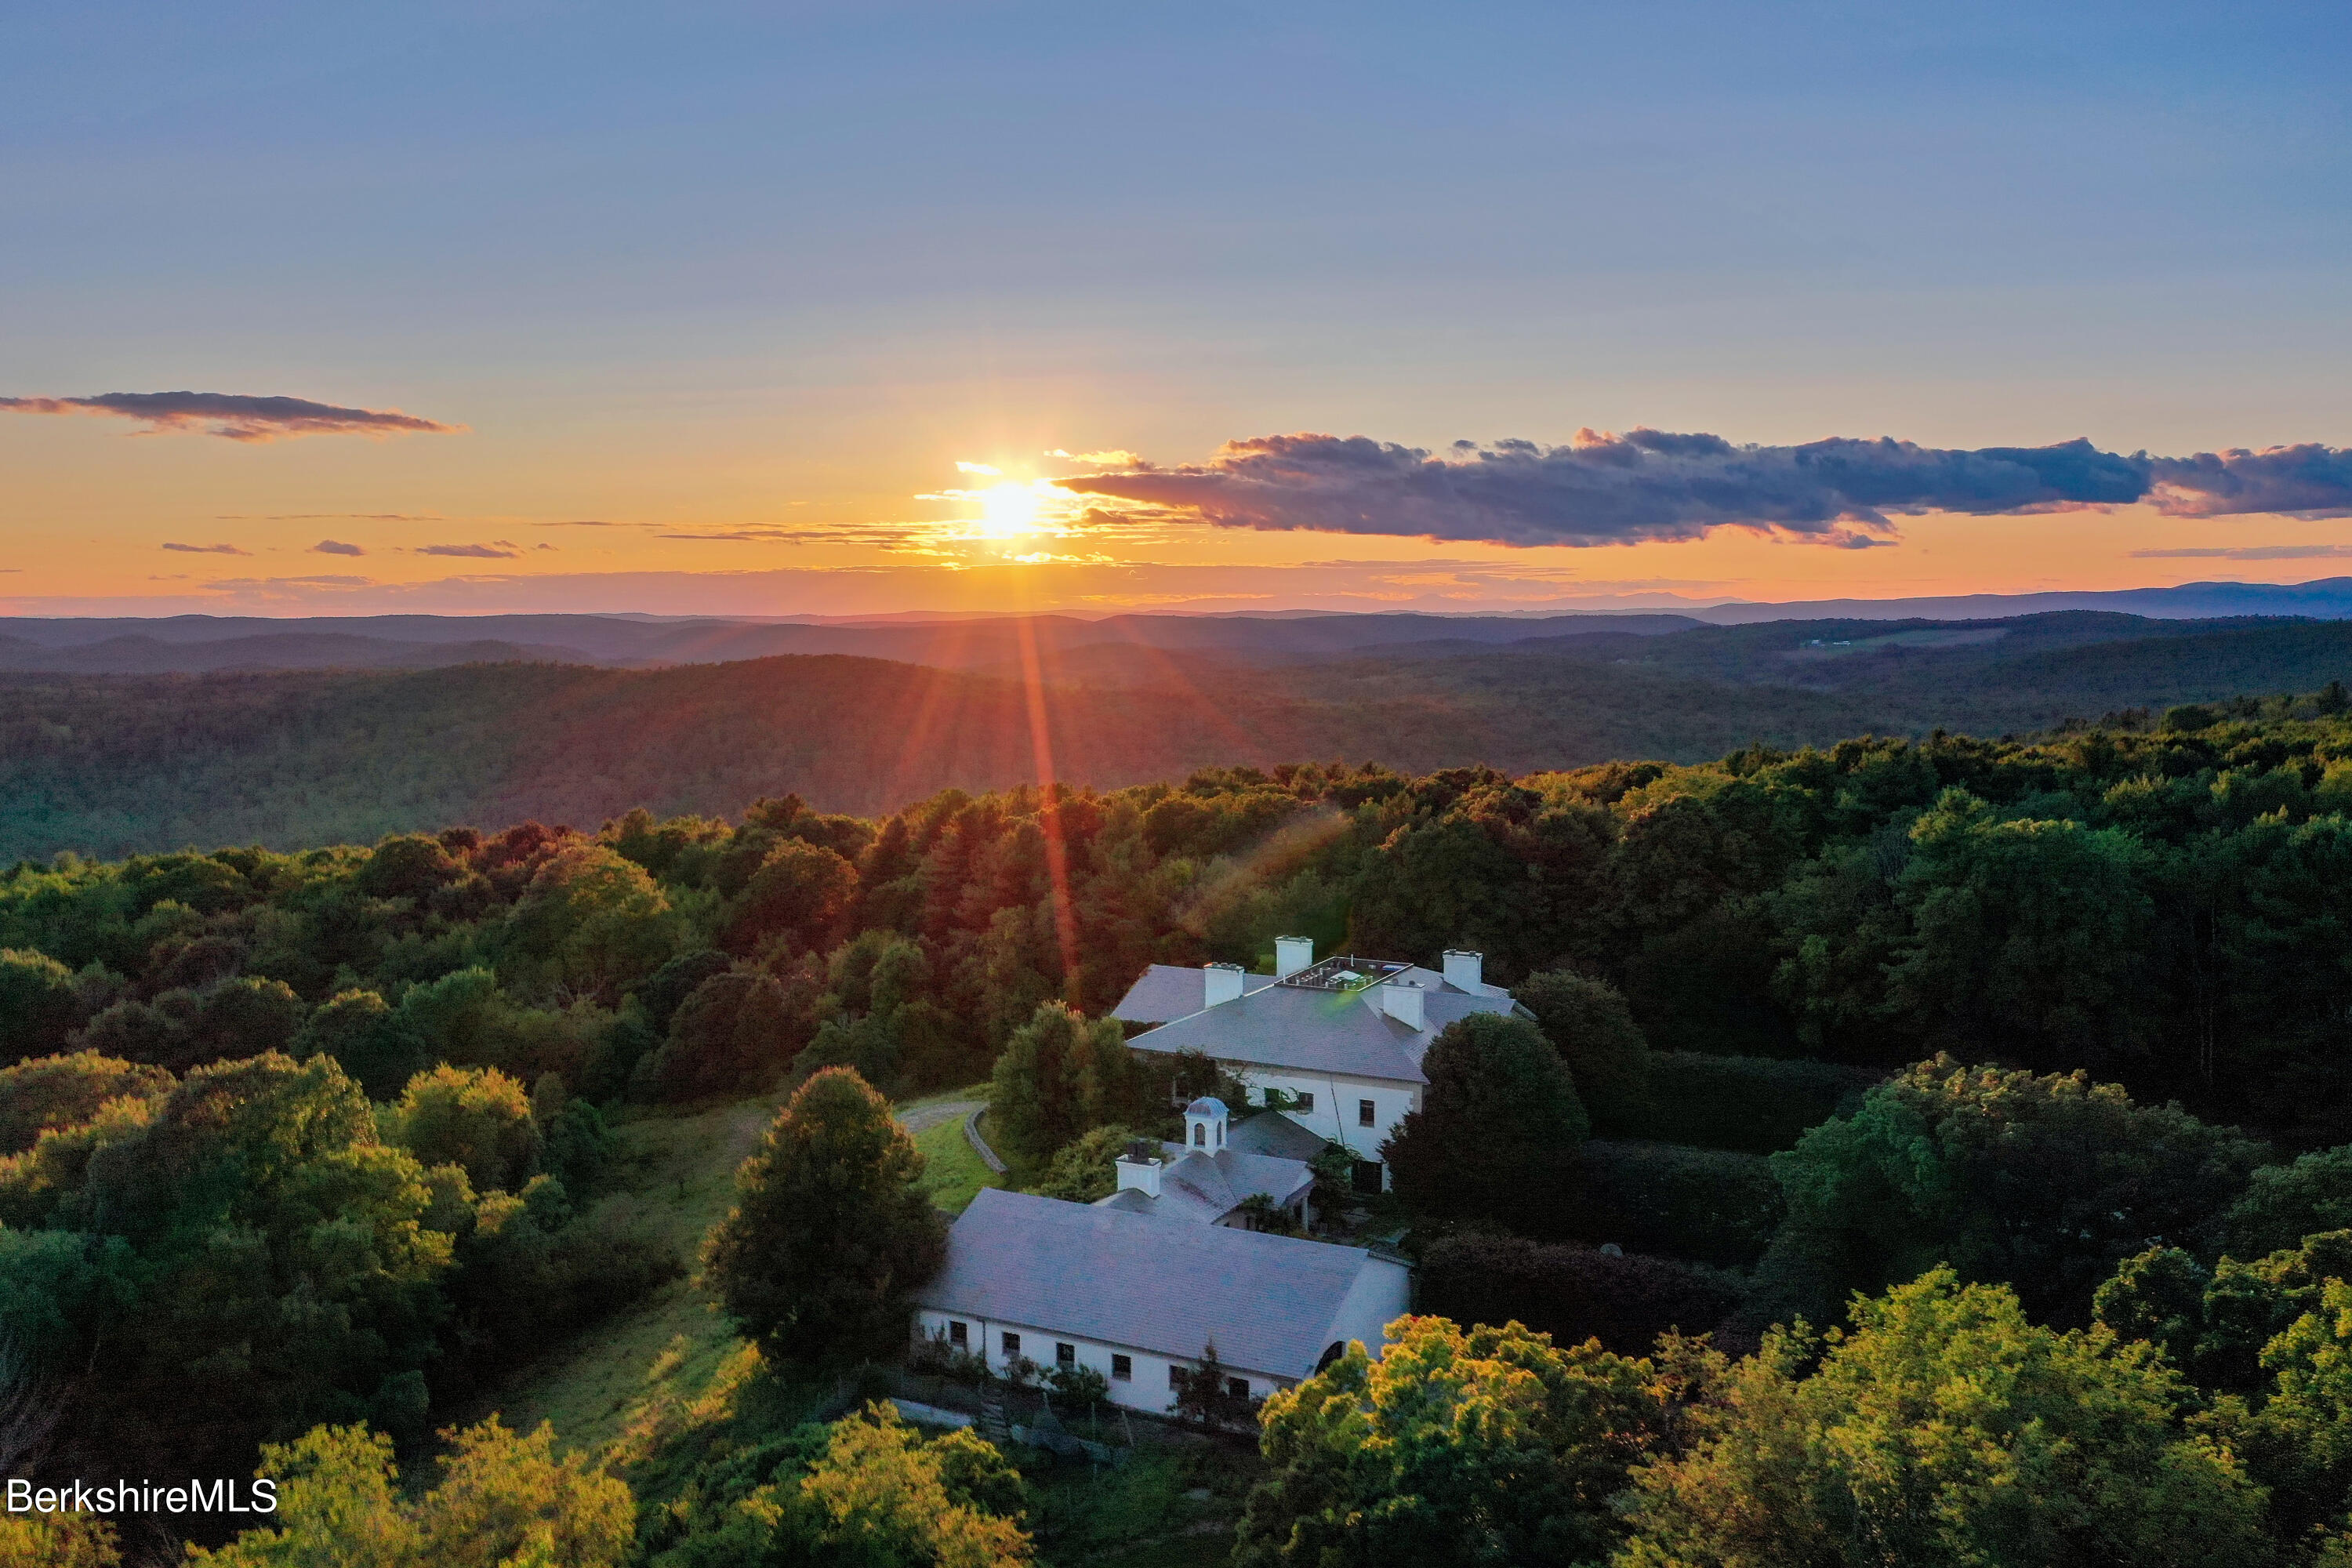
left=8, top=613, right=2352, bottom=862
left=16, top=695, right=2352, bottom=1560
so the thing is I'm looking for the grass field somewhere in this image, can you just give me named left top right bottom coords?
left=907, top=1092, right=1004, bottom=1215
left=462, top=1090, right=783, bottom=1457
left=463, top=1082, right=1000, bottom=1461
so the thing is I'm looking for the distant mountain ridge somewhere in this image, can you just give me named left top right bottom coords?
left=5, top=608, right=2352, bottom=862
left=5, top=575, right=2352, bottom=676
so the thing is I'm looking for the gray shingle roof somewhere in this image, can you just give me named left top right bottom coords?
left=1229, top=1111, right=1332, bottom=1162
left=1109, top=964, right=1276, bottom=1024
left=1129, top=981, right=1519, bottom=1084
left=1094, top=1143, right=1314, bottom=1225
left=1132, top=982, right=1426, bottom=1080
left=915, top=1188, right=1384, bottom=1377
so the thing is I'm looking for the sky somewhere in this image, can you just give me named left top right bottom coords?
left=4, top=1, right=2349, bottom=619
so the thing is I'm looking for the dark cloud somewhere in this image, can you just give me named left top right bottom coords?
left=1055, top=430, right=2352, bottom=547
left=162, top=541, right=252, bottom=556
left=2143, top=445, right=2352, bottom=519
left=415, top=541, right=522, bottom=559
left=310, top=539, right=367, bottom=557
left=0, top=391, right=461, bottom=442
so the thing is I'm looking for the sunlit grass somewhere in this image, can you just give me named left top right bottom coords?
left=466, top=1083, right=1000, bottom=1459
left=899, top=1083, right=1001, bottom=1215
left=457, top=1091, right=783, bottom=1457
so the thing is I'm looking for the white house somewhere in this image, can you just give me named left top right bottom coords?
left=1094, top=1096, right=1316, bottom=1229
left=912, top=1187, right=1411, bottom=1414
left=1112, top=938, right=1525, bottom=1192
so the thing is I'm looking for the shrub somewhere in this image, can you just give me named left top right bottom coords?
left=1417, top=1232, right=1746, bottom=1356
left=1030, top=1124, right=1139, bottom=1203
left=1621, top=1053, right=1881, bottom=1152
left=1567, top=1140, right=1784, bottom=1267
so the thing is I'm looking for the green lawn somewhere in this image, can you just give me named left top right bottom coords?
left=913, top=1104, right=1005, bottom=1215
left=463, top=1083, right=1002, bottom=1460
left=456, top=1090, right=783, bottom=1457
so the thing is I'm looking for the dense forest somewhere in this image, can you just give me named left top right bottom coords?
left=9, top=611, right=2352, bottom=862
left=18, top=688, right=2352, bottom=1562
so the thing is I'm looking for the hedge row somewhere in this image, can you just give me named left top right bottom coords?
left=1565, top=1139, right=1784, bottom=1267
left=1417, top=1232, right=1746, bottom=1356
left=1605, top=1052, right=1882, bottom=1152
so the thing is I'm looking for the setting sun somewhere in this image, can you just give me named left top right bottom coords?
left=979, top=481, right=1040, bottom=537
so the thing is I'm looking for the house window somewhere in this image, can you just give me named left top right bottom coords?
left=1358, top=1098, right=1376, bottom=1127
left=1002, top=1331, right=1020, bottom=1357
left=1352, top=1160, right=1384, bottom=1194
left=1057, top=1342, right=1076, bottom=1368
left=1112, top=1354, right=1132, bottom=1381
left=1226, top=1377, right=1250, bottom=1399
left=1295, top=1091, right=1315, bottom=1113
left=1169, top=1365, right=1183, bottom=1389
left=948, top=1320, right=967, bottom=1347
left=1193, top=1123, right=1206, bottom=1146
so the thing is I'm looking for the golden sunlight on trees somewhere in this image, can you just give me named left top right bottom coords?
left=189, top=1418, right=631, bottom=1568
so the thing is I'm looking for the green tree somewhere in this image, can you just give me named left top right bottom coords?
left=985, top=1001, right=1156, bottom=1174
left=0, top=1514, right=122, bottom=1567
left=702, top=1068, right=946, bottom=1366
left=1235, top=1315, right=1684, bottom=1568
left=2227, top=1145, right=2352, bottom=1260
left=640, top=967, right=809, bottom=1102
left=9, top=1054, right=453, bottom=1481
left=0, top=1051, right=170, bottom=1155
left=383, top=1064, right=540, bottom=1192
left=1029, top=1123, right=1139, bottom=1204
left=294, top=989, right=424, bottom=1102
left=0, top=948, right=85, bottom=1065
left=1885, top=790, right=2161, bottom=1075
left=1515, top=968, right=1655, bottom=1134
left=1385, top=1011, right=1589, bottom=1230
left=724, top=839, right=857, bottom=957
left=501, top=844, right=680, bottom=1002
left=188, top=975, right=310, bottom=1064
left=1759, top=1055, right=2267, bottom=1325
left=354, top=833, right=460, bottom=903
left=1618, top=1269, right=2274, bottom=1568
left=647, top=1403, right=1029, bottom=1568
left=191, top=1417, right=633, bottom=1568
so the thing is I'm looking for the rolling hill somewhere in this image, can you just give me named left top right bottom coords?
left=7, top=611, right=2352, bottom=862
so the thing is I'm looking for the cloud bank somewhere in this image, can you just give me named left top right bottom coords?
left=161, top=541, right=251, bottom=556
left=0, top=391, right=461, bottom=442
left=1054, top=431, right=2352, bottom=547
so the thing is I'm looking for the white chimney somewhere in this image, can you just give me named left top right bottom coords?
left=1443, top=950, right=1485, bottom=993
left=1380, top=979, right=1425, bottom=1030
left=1203, top=961, right=1245, bottom=1007
left=1275, top=935, right=1314, bottom=978
left=1116, top=1139, right=1163, bottom=1198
